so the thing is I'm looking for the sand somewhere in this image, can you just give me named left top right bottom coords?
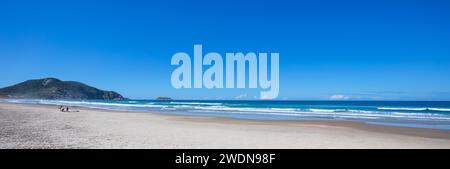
left=0, top=102, right=449, bottom=149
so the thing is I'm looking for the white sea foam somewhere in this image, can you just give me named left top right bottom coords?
left=378, top=107, right=450, bottom=112
left=173, top=105, right=450, bottom=120
left=161, top=107, right=177, bottom=111
left=308, top=109, right=338, bottom=113
left=6, top=99, right=450, bottom=121
left=378, top=107, right=427, bottom=111
left=169, top=102, right=222, bottom=106
left=429, top=108, right=450, bottom=112
left=17, top=99, right=169, bottom=108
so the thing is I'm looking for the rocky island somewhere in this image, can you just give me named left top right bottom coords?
left=156, top=97, right=173, bottom=101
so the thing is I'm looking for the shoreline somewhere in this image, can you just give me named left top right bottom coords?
left=4, top=99, right=450, bottom=130
left=1, top=102, right=449, bottom=149
left=5, top=102, right=450, bottom=138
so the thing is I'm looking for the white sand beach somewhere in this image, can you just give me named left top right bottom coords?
left=0, top=102, right=449, bottom=149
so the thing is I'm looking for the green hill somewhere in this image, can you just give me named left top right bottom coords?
left=0, top=78, right=126, bottom=100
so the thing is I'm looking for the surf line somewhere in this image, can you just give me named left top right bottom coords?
left=171, top=44, right=279, bottom=99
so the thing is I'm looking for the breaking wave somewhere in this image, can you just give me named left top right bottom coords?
left=4, top=99, right=450, bottom=128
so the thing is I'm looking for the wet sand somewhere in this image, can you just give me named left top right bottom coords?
left=0, top=102, right=449, bottom=149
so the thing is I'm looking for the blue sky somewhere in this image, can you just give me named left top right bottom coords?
left=1, top=0, right=449, bottom=100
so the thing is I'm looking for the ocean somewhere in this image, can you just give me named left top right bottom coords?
left=5, top=99, right=450, bottom=130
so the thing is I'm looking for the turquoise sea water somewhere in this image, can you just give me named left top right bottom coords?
left=6, top=99, right=450, bottom=130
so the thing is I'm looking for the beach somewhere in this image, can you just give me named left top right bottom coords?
left=0, top=102, right=449, bottom=149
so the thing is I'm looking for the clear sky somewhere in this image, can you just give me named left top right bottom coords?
left=1, top=0, right=449, bottom=100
